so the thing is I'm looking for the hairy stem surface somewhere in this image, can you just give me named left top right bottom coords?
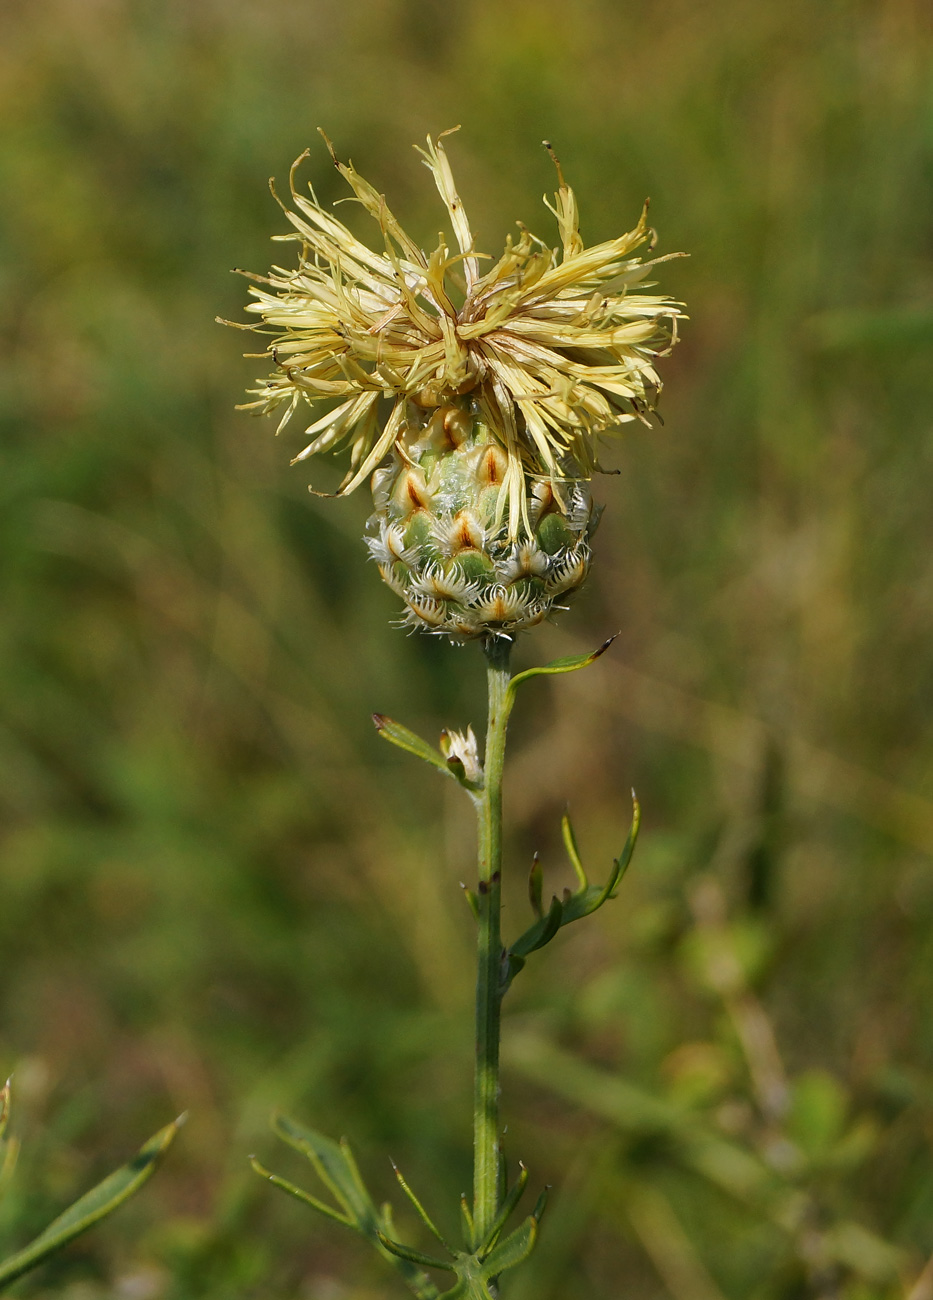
left=473, top=635, right=513, bottom=1243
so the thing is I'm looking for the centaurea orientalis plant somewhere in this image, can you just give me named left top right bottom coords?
left=227, top=128, right=684, bottom=1298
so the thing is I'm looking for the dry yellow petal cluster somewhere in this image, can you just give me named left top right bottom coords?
left=235, top=129, right=684, bottom=536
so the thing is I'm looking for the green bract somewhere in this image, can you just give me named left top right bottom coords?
left=367, top=405, right=599, bottom=637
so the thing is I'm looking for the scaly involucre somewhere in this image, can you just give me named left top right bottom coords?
left=236, top=129, right=684, bottom=533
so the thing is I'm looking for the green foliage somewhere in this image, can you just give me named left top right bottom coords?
left=504, top=878, right=922, bottom=1297
left=504, top=799, right=640, bottom=991
left=254, top=1113, right=546, bottom=1299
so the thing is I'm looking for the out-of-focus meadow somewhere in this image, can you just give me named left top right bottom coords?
left=1, top=0, right=932, bottom=1296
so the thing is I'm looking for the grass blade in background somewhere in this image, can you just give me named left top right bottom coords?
left=0, top=1116, right=182, bottom=1290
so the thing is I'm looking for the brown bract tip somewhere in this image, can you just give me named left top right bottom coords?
left=592, top=632, right=621, bottom=660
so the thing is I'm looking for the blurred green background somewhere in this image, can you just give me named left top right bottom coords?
left=1, top=0, right=932, bottom=1296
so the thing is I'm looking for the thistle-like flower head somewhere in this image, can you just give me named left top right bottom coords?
left=235, top=130, right=684, bottom=534
left=440, top=726, right=484, bottom=785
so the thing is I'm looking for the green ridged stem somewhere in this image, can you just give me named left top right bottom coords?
left=473, top=635, right=514, bottom=1243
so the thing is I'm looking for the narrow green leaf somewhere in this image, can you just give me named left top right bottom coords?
left=508, top=895, right=563, bottom=961
left=373, top=715, right=458, bottom=782
left=461, top=883, right=480, bottom=921
left=392, top=1162, right=451, bottom=1249
left=379, top=1199, right=397, bottom=1237
left=459, top=1194, right=475, bottom=1251
left=0, top=1115, right=181, bottom=1290
left=271, top=1115, right=442, bottom=1300
left=481, top=1214, right=539, bottom=1278
left=557, top=883, right=609, bottom=925
left=249, top=1156, right=352, bottom=1226
left=376, top=1232, right=456, bottom=1272
left=504, top=795, right=640, bottom=989
left=338, top=1137, right=376, bottom=1209
left=614, top=791, right=640, bottom=884
left=272, top=1115, right=363, bottom=1222
left=478, top=1163, right=529, bottom=1258
left=507, top=634, right=618, bottom=701
left=561, top=813, right=588, bottom=890
left=556, top=793, right=640, bottom=924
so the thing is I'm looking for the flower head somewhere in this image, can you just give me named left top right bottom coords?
left=440, top=726, right=484, bottom=785
left=233, top=130, right=684, bottom=535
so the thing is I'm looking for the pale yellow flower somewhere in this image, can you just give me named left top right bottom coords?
left=233, top=129, right=684, bottom=534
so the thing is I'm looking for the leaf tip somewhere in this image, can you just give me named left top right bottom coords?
left=593, top=632, right=620, bottom=661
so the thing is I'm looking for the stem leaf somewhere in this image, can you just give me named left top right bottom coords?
left=509, top=895, right=563, bottom=960
left=373, top=714, right=452, bottom=777
left=478, top=1162, right=529, bottom=1258
left=480, top=1213, right=539, bottom=1278
left=374, top=715, right=481, bottom=791
left=461, top=883, right=480, bottom=921
left=272, top=1115, right=360, bottom=1220
left=459, top=1194, right=475, bottom=1250
left=504, top=795, right=640, bottom=985
left=392, top=1162, right=451, bottom=1249
left=270, top=1115, right=443, bottom=1300
left=561, top=814, right=588, bottom=889
left=376, top=1232, right=456, bottom=1272
left=506, top=634, right=618, bottom=702
left=249, top=1157, right=352, bottom=1226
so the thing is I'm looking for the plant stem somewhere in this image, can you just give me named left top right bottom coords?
left=473, top=634, right=513, bottom=1243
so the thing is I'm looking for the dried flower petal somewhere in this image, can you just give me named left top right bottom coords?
left=232, top=130, right=685, bottom=532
